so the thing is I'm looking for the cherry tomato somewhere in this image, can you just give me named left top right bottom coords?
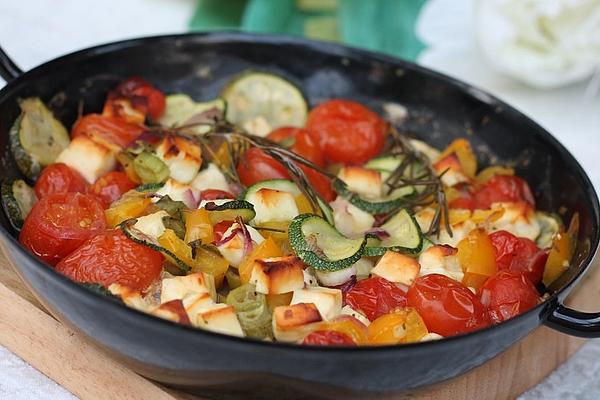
left=56, top=229, right=163, bottom=291
left=19, top=193, right=106, bottom=266
left=72, top=114, right=144, bottom=149
left=302, top=330, right=356, bottom=346
left=268, top=127, right=325, bottom=167
left=489, top=230, right=548, bottom=284
left=34, top=163, right=89, bottom=199
left=107, top=77, right=166, bottom=121
left=200, top=189, right=235, bottom=201
left=346, top=277, right=408, bottom=321
left=213, top=221, right=235, bottom=243
left=479, top=271, right=540, bottom=323
left=302, top=166, right=336, bottom=202
left=236, top=148, right=290, bottom=187
left=407, top=274, right=490, bottom=336
left=88, top=171, right=137, bottom=208
left=448, top=183, right=477, bottom=210
left=321, top=315, right=368, bottom=344
left=474, top=175, right=535, bottom=209
left=306, top=99, right=386, bottom=165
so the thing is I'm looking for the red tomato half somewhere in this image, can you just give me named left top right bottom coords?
left=236, top=148, right=290, bottom=187
left=407, top=274, right=491, bottom=336
left=56, top=229, right=163, bottom=291
left=307, top=99, right=386, bottom=165
left=479, top=271, right=540, bottom=323
left=474, top=175, right=535, bottom=209
left=107, top=77, right=166, bottom=121
left=200, top=189, right=235, bottom=201
left=34, top=163, right=89, bottom=199
left=302, top=330, right=356, bottom=346
left=72, top=114, right=144, bottom=149
left=489, top=230, right=548, bottom=284
left=19, top=193, right=106, bottom=266
left=346, top=277, right=408, bottom=321
left=88, top=171, right=137, bottom=208
left=268, top=127, right=325, bottom=167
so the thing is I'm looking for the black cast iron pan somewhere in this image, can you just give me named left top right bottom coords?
left=0, top=32, right=599, bottom=399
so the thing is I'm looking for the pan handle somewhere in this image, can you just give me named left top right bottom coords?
left=544, top=302, right=600, bottom=338
left=0, top=46, right=24, bottom=82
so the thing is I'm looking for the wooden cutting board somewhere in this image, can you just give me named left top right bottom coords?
left=0, top=248, right=597, bottom=400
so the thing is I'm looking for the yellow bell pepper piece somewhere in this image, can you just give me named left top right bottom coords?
left=368, top=308, right=428, bottom=345
left=184, top=209, right=214, bottom=244
left=543, top=213, right=579, bottom=286
left=193, top=246, right=229, bottom=289
left=295, top=194, right=313, bottom=214
left=105, top=198, right=151, bottom=228
left=458, top=228, right=497, bottom=289
left=476, top=166, right=514, bottom=184
left=437, top=138, right=477, bottom=178
left=238, top=237, right=283, bottom=284
left=159, top=229, right=195, bottom=267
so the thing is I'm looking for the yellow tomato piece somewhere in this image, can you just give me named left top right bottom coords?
left=457, top=228, right=497, bottom=289
left=266, top=292, right=293, bottom=312
left=105, top=198, right=151, bottom=228
left=543, top=213, right=579, bottom=286
left=367, top=308, right=428, bottom=345
left=193, top=246, right=229, bottom=289
left=323, top=316, right=369, bottom=345
left=295, top=194, right=313, bottom=214
left=238, top=237, right=283, bottom=283
left=184, top=209, right=214, bottom=244
left=438, top=138, right=477, bottom=177
left=476, top=166, right=514, bottom=184
left=158, top=229, right=195, bottom=267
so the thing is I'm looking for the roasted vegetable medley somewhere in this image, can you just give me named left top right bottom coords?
left=5, top=72, right=578, bottom=346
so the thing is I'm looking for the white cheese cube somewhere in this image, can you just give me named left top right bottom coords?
left=338, top=166, right=383, bottom=199
left=155, top=178, right=200, bottom=209
left=490, top=202, right=541, bottom=241
left=331, top=197, right=375, bottom=238
left=197, top=304, right=244, bottom=337
left=272, top=303, right=323, bottom=343
left=418, top=245, right=464, bottom=282
left=372, top=251, right=420, bottom=286
left=132, top=211, right=169, bottom=241
left=155, top=136, right=202, bottom=184
left=56, top=135, right=116, bottom=183
left=291, top=287, right=342, bottom=321
left=191, top=163, right=230, bottom=192
left=160, top=272, right=213, bottom=304
left=215, top=223, right=265, bottom=267
left=246, top=188, right=299, bottom=225
left=249, top=256, right=305, bottom=294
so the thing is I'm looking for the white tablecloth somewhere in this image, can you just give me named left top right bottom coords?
left=1, top=0, right=599, bottom=399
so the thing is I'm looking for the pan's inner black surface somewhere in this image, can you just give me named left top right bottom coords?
left=0, top=34, right=595, bottom=296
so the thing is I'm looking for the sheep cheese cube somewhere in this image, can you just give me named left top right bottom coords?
left=132, top=211, right=169, bottom=241
left=338, top=166, right=383, bottom=199
left=155, top=178, right=200, bottom=209
left=56, top=135, right=116, bottom=183
left=272, top=303, right=323, bottom=342
left=331, top=197, right=375, bottom=238
left=418, top=245, right=463, bottom=282
left=372, top=251, right=420, bottom=286
left=246, top=188, right=299, bottom=225
left=290, top=287, right=342, bottom=321
left=196, top=304, right=244, bottom=337
left=152, top=299, right=192, bottom=325
left=160, top=272, right=214, bottom=304
left=249, top=256, right=305, bottom=295
left=155, top=136, right=202, bottom=184
left=489, top=202, right=540, bottom=241
left=215, top=222, right=265, bottom=267
left=191, top=163, right=230, bottom=192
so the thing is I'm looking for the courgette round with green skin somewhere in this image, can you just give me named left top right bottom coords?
left=10, top=98, right=70, bottom=181
left=222, top=71, right=308, bottom=130
left=136, top=182, right=165, bottom=192
left=120, top=219, right=191, bottom=276
left=333, top=179, right=413, bottom=215
left=1, top=179, right=37, bottom=230
left=244, top=179, right=301, bottom=198
left=288, top=213, right=366, bottom=271
left=363, top=209, right=423, bottom=257
left=204, top=200, right=256, bottom=224
left=159, top=94, right=226, bottom=130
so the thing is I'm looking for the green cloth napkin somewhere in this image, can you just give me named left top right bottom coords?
left=189, top=0, right=427, bottom=61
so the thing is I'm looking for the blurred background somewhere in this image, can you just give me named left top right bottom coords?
left=0, top=0, right=599, bottom=399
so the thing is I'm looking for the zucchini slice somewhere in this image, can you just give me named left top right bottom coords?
left=10, top=98, right=70, bottom=180
left=363, top=209, right=423, bottom=256
left=222, top=71, right=308, bottom=130
left=120, top=219, right=191, bottom=275
left=364, top=156, right=403, bottom=172
left=159, top=94, right=226, bottom=133
left=203, top=200, right=256, bottom=224
left=136, top=182, right=165, bottom=193
left=288, top=213, right=366, bottom=271
left=333, top=179, right=413, bottom=215
left=1, top=179, right=37, bottom=230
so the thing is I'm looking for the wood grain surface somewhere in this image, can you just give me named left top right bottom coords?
left=0, top=250, right=597, bottom=400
